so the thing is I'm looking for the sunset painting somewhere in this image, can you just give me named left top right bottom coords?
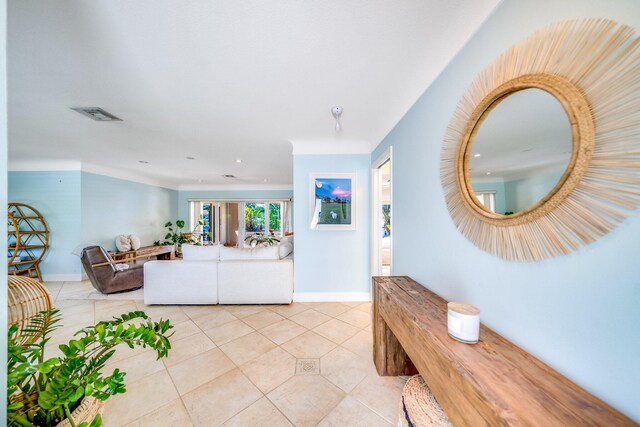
left=311, top=176, right=353, bottom=228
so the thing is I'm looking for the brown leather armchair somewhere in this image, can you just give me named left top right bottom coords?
left=80, top=246, right=144, bottom=294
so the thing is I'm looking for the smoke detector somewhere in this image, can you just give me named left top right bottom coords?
left=71, top=107, right=122, bottom=122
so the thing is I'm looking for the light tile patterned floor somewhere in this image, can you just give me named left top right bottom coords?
left=42, top=281, right=406, bottom=427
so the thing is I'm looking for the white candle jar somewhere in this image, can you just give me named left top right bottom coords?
left=447, top=302, right=480, bottom=344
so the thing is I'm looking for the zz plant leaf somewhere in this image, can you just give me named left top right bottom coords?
left=7, top=309, right=173, bottom=427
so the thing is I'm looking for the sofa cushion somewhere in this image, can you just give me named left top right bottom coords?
left=144, top=260, right=218, bottom=305
left=278, top=242, right=293, bottom=258
left=220, top=245, right=280, bottom=261
left=280, top=235, right=293, bottom=245
left=182, top=244, right=221, bottom=261
left=218, top=259, right=293, bottom=304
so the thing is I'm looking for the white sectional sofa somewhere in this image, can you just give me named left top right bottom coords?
left=143, top=239, right=293, bottom=305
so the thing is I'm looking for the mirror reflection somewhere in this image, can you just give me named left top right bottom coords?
left=469, top=88, right=572, bottom=215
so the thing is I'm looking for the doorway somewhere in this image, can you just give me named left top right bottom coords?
left=372, top=149, right=392, bottom=276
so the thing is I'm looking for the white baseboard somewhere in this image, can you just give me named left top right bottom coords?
left=293, top=292, right=371, bottom=302
left=41, top=273, right=85, bottom=282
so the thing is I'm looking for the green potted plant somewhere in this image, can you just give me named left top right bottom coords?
left=154, top=218, right=208, bottom=255
left=7, top=309, right=173, bottom=427
left=244, top=233, right=280, bottom=247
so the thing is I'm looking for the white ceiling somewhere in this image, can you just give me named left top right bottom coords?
left=8, top=0, right=500, bottom=189
left=470, top=88, right=572, bottom=181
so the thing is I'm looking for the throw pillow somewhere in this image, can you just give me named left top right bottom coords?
left=182, top=244, right=221, bottom=261
left=129, top=234, right=142, bottom=250
left=280, top=235, right=293, bottom=246
left=278, top=242, right=293, bottom=258
left=115, top=235, right=131, bottom=252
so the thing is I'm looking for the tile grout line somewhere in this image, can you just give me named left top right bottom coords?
left=168, top=307, right=275, bottom=427
left=213, top=305, right=346, bottom=425
left=162, top=305, right=267, bottom=425
left=49, top=286, right=380, bottom=426
left=262, top=392, right=299, bottom=427
left=119, top=371, right=185, bottom=427
left=227, top=352, right=295, bottom=426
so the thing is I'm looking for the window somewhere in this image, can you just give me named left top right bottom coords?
left=475, top=192, right=496, bottom=213
left=202, top=203, right=214, bottom=243
left=245, top=202, right=284, bottom=234
left=189, top=199, right=291, bottom=246
left=269, top=202, right=282, bottom=233
left=245, top=203, right=266, bottom=233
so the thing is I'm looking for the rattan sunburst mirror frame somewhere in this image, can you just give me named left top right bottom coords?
left=441, top=19, right=640, bottom=261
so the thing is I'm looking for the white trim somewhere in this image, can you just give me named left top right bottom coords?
left=373, top=148, right=392, bottom=170
left=8, top=161, right=293, bottom=192
left=179, top=184, right=293, bottom=191
left=188, top=198, right=291, bottom=202
left=8, top=160, right=82, bottom=171
left=42, top=273, right=85, bottom=282
left=81, top=163, right=178, bottom=190
left=8, top=160, right=178, bottom=190
left=371, top=147, right=393, bottom=277
left=290, top=139, right=372, bottom=155
left=293, top=292, right=371, bottom=302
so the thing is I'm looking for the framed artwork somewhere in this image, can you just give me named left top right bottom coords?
left=309, top=173, right=356, bottom=230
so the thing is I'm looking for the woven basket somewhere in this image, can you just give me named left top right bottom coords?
left=9, top=394, right=104, bottom=427
left=398, top=375, right=452, bottom=427
left=56, top=397, right=105, bottom=427
left=8, top=275, right=54, bottom=342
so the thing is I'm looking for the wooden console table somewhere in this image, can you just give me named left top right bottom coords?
left=110, top=245, right=175, bottom=263
left=372, top=276, right=633, bottom=426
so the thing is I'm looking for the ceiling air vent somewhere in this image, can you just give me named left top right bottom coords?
left=71, top=107, right=122, bottom=122
left=222, top=174, right=236, bottom=178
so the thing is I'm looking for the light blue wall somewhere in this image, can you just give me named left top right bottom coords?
left=177, top=190, right=293, bottom=221
left=293, top=154, right=371, bottom=296
left=372, top=0, right=640, bottom=420
left=81, top=172, right=178, bottom=251
left=504, top=169, right=564, bottom=213
left=8, top=171, right=178, bottom=278
left=8, top=171, right=83, bottom=278
left=471, top=181, right=507, bottom=214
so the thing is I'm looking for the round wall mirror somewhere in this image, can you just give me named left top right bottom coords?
left=467, top=88, right=572, bottom=216
left=440, top=19, right=640, bottom=261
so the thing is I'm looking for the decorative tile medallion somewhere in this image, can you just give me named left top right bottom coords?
left=296, top=358, right=320, bottom=375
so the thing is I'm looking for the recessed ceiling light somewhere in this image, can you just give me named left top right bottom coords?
left=236, top=159, right=242, bottom=163
left=473, top=153, right=481, bottom=158
left=486, top=172, right=491, bottom=175
left=71, top=107, right=122, bottom=122
left=197, top=179, right=203, bottom=183
left=138, top=160, right=149, bottom=164
left=186, top=156, right=195, bottom=160
left=263, top=178, right=269, bottom=182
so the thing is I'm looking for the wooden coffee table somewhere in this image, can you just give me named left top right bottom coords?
left=110, top=245, right=175, bottom=263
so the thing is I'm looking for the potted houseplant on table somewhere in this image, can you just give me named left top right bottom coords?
left=154, top=218, right=208, bottom=256
left=7, top=309, right=173, bottom=427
